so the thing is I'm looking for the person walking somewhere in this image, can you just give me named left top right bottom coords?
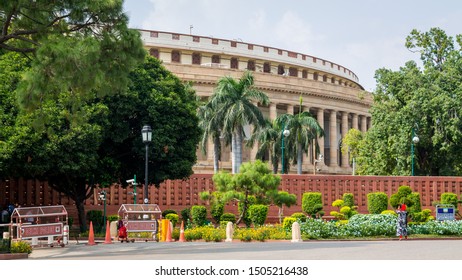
left=396, top=203, right=408, bottom=240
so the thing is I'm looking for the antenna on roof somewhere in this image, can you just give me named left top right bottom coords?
left=189, top=25, right=193, bottom=35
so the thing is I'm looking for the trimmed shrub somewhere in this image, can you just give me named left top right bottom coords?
left=210, top=203, right=224, bottom=224
left=332, top=199, right=344, bottom=208
left=165, top=213, right=179, bottom=228
left=441, top=192, right=458, bottom=208
left=180, top=207, right=191, bottom=222
left=10, top=241, right=32, bottom=254
left=107, top=215, right=119, bottom=223
left=291, top=212, right=307, bottom=223
left=408, top=192, right=422, bottom=213
left=162, top=209, right=177, bottom=218
left=390, top=186, right=412, bottom=208
left=302, top=192, right=323, bottom=218
left=282, top=217, right=296, bottom=231
left=191, top=205, right=207, bottom=227
left=341, top=214, right=397, bottom=237
left=343, top=193, right=355, bottom=208
left=238, top=196, right=256, bottom=227
left=381, top=210, right=397, bottom=216
left=411, top=209, right=433, bottom=223
left=220, top=213, right=236, bottom=224
left=248, top=204, right=268, bottom=227
left=299, top=218, right=338, bottom=239
left=367, top=192, right=388, bottom=214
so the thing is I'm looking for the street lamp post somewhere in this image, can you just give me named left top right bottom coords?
left=141, top=125, right=152, bottom=204
left=98, top=190, right=106, bottom=229
left=411, top=127, right=419, bottom=176
left=281, top=125, right=290, bottom=174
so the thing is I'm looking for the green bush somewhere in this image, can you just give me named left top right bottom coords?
left=390, top=186, right=413, bottom=208
left=381, top=210, right=397, bottom=216
left=367, top=192, right=388, bottom=214
left=302, top=192, right=323, bottom=218
left=191, top=205, right=207, bottom=227
left=408, top=192, right=422, bottom=213
left=238, top=196, right=256, bottom=227
left=343, top=193, right=355, bottom=208
left=441, top=193, right=458, bottom=208
left=107, top=215, right=119, bottom=223
left=220, top=213, right=236, bottom=224
left=299, top=218, right=338, bottom=239
left=162, top=209, right=177, bottom=218
left=202, top=227, right=225, bottom=242
left=86, top=210, right=104, bottom=233
left=291, top=212, right=307, bottom=223
left=10, top=241, right=32, bottom=254
left=210, top=203, right=224, bottom=224
left=411, top=209, right=433, bottom=223
left=165, top=213, right=179, bottom=228
left=341, top=214, right=397, bottom=237
left=282, top=217, right=296, bottom=231
left=248, top=204, right=268, bottom=227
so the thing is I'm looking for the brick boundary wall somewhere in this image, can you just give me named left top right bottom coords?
left=1, top=175, right=461, bottom=225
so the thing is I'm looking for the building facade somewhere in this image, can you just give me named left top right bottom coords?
left=139, top=30, right=372, bottom=175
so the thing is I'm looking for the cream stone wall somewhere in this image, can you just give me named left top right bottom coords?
left=140, top=30, right=372, bottom=175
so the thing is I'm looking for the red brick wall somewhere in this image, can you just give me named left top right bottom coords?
left=2, top=175, right=461, bottom=224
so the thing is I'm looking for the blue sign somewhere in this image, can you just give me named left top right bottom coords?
left=435, top=205, right=455, bottom=221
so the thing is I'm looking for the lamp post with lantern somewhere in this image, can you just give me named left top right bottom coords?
left=281, top=125, right=290, bottom=174
left=141, top=125, right=152, bottom=204
left=411, top=127, right=419, bottom=176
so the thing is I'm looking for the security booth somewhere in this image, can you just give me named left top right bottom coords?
left=10, top=205, right=69, bottom=247
left=117, top=204, right=161, bottom=241
left=435, top=204, right=456, bottom=221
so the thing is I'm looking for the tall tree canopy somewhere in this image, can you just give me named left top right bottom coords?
left=0, top=0, right=145, bottom=111
left=356, top=28, right=462, bottom=176
left=0, top=55, right=201, bottom=231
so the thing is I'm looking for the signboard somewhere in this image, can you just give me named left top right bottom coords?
left=20, top=223, right=63, bottom=238
left=435, top=205, right=455, bottom=221
left=126, top=220, right=157, bottom=232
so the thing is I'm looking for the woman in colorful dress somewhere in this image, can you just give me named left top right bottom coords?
left=396, top=203, right=408, bottom=240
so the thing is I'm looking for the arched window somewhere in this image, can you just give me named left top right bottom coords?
left=278, top=65, right=285, bottom=75
left=289, top=67, right=298, bottom=77
left=313, top=72, right=318, bottom=80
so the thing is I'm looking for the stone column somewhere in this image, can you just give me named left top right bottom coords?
left=316, top=108, right=324, bottom=159
left=341, top=112, right=349, bottom=167
left=269, top=103, right=277, bottom=120
left=352, top=113, right=359, bottom=130
left=360, top=115, right=367, bottom=133
left=287, top=104, right=294, bottom=115
left=329, top=110, right=338, bottom=167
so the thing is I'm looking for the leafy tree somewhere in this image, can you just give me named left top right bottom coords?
left=0, top=56, right=201, bottom=232
left=271, top=191, right=297, bottom=223
left=275, top=97, right=324, bottom=174
left=207, top=71, right=269, bottom=173
left=340, top=128, right=363, bottom=173
left=210, top=160, right=281, bottom=225
left=1, top=0, right=145, bottom=111
left=357, top=28, right=462, bottom=176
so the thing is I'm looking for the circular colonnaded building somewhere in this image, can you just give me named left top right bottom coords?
left=139, top=29, right=372, bottom=175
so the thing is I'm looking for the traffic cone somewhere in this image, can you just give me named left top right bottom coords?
left=104, top=220, right=112, bottom=244
left=87, top=221, right=96, bottom=246
left=166, top=221, right=173, bottom=242
left=179, top=221, right=186, bottom=242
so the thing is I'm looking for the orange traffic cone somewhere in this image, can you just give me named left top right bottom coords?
left=87, top=221, right=96, bottom=246
left=104, top=220, right=112, bottom=244
left=179, top=221, right=186, bottom=242
left=166, top=221, right=173, bottom=242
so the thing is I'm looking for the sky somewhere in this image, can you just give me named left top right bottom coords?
left=123, top=0, right=462, bottom=92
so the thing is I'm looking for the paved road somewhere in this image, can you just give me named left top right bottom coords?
left=29, top=239, right=462, bottom=260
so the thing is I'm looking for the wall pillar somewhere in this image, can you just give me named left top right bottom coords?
left=341, top=112, right=349, bottom=167
left=329, top=110, right=338, bottom=167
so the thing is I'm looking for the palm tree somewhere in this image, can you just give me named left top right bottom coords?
left=197, top=102, right=225, bottom=173
left=208, top=71, right=269, bottom=173
left=247, top=118, right=281, bottom=173
left=275, top=98, right=324, bottom=174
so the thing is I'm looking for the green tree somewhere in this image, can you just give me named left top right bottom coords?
left=0, top=56, right=201, bottom=232
left=357, top=28, right=462, bottom=176
left=275, top=96, right=324, bottom=174
left=1, top=0, right=145, bottom=111
left=271, top=191, right=297, bottom=223
left=207, top=71, right=270, bottom=173
left=210, top=160, right=281, bottom=225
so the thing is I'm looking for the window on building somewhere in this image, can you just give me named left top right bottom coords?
left=212, top=55, right=220, bottom=64
left=289, top=67, right=298, bottom=77
left=150, top=31, right=158, bottom=38
left=247, top=60, right=255, bottom=71
left=231, top=57, right=238, bottom=69
left=149, top=48, right=159, bottom=59
left=313, top=72, right=318, bottom=80
left=302, top=70, right=308, bottom=78
left=331, top=77, right=335, bottom=84
left=172, top=34, right=180, bottom=40
left=278, top=65, right=285, bottom=75
left=171, top=50, right=181, bottom=63
left=192, top=53, right=201, bottom=65
left=263, top=62, right=271, bottom=73
left=323, top=75, right=327, bottom=82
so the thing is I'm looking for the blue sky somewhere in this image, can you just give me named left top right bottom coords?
left=123, top=0, right=462, bottom=91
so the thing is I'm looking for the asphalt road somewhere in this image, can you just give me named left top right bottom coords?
left=29, top=239, right=462, bottom=260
